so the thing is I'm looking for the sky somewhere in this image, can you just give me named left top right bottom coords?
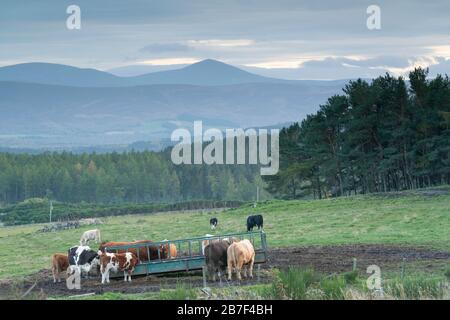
left=1, top=0, right=450, bottom=79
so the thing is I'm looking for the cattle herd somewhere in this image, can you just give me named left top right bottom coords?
left=50, top=214, right=264, bottom=286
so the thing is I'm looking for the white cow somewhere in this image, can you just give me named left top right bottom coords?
left=80, top=229, right=101, bottom=245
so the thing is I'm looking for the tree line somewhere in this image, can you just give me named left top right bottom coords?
left=265, top=68, right=450, bottom=199
left=0, top=150, right=268, bottom=205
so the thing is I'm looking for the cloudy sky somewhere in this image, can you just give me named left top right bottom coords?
left=1, top=0, right=450, bottom=79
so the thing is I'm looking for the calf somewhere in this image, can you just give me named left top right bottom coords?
left=209, top=217, right=218, bottom=230
left=51, top=253, right=69, bottom=283
left=80, top=229, right=101, bottom=245
left=247, top=214, right=264, bottom=232
left=98, top=251, right=138, bottom=284
left=227, top=239, right=255, bottom=281
left=67, top=245, right=100, bottom=277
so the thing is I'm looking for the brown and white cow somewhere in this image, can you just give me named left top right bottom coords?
left=227, top=239, right=255, bottom=281
left=98, top=251, right=138, bottom=284
left=51, top=253, right=69, bottom=283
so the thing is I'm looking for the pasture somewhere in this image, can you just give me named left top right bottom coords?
left=0, top=186, right=449, bottom=299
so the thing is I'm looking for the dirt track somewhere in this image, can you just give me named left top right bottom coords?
left=1, top=244, right=449, bottom=298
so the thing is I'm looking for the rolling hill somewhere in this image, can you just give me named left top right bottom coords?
left=0, top=59, right=348, bottom=149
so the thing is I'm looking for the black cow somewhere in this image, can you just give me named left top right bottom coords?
left=247, top=214, right=264, bottom=232
left=67, top=245, right=100, bottom=277
left=204, top=241, right=231, bottom=281
left=210, top=217, right=218, bottom=230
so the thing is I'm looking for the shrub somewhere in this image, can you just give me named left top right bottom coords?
left=264, top=267, right=320, bottom=300
left=320, top=275, right=346, bottom=300
left=158, top=283, right=197, bottom=300
left=444, top=266, right=450, bottom=279
left=384, top=276, right=444, bottom=299
left=342, top=270, right=359, bottom=284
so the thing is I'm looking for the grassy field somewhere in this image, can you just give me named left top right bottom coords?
left=0, top=186, right=449, bottom=280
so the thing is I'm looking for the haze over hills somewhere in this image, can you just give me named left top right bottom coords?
left=0, top=59, right=348, bottom=151
left=0, top=63, right=124, bottom=87
left=0, top=59, right=291, bottom=87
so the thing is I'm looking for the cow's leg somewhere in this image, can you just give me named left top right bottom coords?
left=236, top=260, right=244, bottom=281
left=100, top=265, right=105, bottom=284
left=103, top=266, right=110, bottom=284
left=124, top=271, right=127, bottom=282
left=248, top=255, right=255, bottom=279
left=207, top=265, right=214, bottom=281
left=227, top=262, right=233, bottom=281
left=212, top=267, right=217, bottom=282
left=52, top=267, right=57, bottom=283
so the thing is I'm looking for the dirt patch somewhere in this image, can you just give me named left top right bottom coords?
left=1, top=244, right=449, bottom=298
left=267, top=244, right=450, bottom=274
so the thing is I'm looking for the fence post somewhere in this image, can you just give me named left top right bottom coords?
left=401, top=258, right=406, bottom=279
left=257, top=264, right=261, bottom=282
left=352, top=258, right=357, bottom=271
left=202, top=266, right=207, bottom=289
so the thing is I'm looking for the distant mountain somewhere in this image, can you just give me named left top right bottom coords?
left=0, top=62, right=124, bottom=87
left=0, top=80, right=345, bottom=149
left=132, top=59, right=285, bottom=86
left=0, top=59, right=293, bottom=87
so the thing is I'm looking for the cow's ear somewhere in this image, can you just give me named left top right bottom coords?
left=97, top=250, right=103, bottom=256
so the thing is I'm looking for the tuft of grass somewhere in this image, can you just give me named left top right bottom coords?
left=158, top=283, right=197, bottom=300
left=271, top=267, right=318, bottom=299
left=384, top=276, right=445, bottom=299
left=444, top=266, right=450, bottom=279
left=263, top=267, right=357, bottom=300
left=319, top=275, right=346, bottom=300
left=342, top=270, right=359, bottom=284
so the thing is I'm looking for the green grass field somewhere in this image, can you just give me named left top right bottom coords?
left=0, top=187, right=449, bottom=280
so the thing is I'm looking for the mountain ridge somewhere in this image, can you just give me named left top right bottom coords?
left=0, top=59, right=293, bottom=87
left=0, top=59, right=358, bottom=87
